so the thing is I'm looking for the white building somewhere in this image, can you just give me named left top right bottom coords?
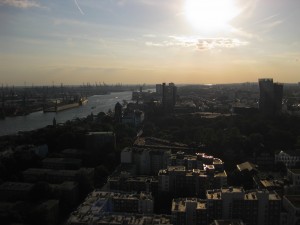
left=275, top=150, right=300, bottom=168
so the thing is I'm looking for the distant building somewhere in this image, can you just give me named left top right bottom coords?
left=121, top=147, right=171, bottom=175
left=258, top=78, right=283, bottom=115
left=275, top=150, right=300, bottom=168
left=122, top=110, right=144, bottom=126
left=114, top=102, right=122, bottom=123
left=162, top=83, right=177, bottom=111
left=156, top=84, right=163, bottom=95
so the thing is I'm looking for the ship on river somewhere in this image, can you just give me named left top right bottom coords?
left=43, top=97, right=88, bottom=113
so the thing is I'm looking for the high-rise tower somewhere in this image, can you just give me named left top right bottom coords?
left=259, top=78, right=283, bottom=115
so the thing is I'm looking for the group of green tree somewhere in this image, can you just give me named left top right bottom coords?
left=144, top=113, right=300, bottom=170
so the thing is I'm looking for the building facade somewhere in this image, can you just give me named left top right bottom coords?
left=206, top=188, right=281, bottom=225
left=158, top=166, right=227, bottom=196
left=258, top=78, right=283, bottom=115
left=275, top=150, right=300, bottom=168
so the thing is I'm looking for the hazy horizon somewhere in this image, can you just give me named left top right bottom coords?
left=1, top=0, right=300, bottom=85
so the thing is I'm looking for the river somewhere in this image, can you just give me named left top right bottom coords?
left=0, top=91, right=133, bottom=136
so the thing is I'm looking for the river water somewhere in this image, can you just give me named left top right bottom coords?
left=0, top=91, right=133, bottom=136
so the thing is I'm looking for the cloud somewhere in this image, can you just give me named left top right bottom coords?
left=196, top=38, right=249, bottom=50
left=231, top=27, right=262, bottom=41
left=143, top=34, right=157, bottom=38
left=146, top=36, right=248, bottom=51
left=0, top=0, right=40, bottom=8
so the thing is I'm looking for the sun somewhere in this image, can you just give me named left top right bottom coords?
left=185, top=0, right=240, bottom=32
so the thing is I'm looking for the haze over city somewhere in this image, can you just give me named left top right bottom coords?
left=1, top=0, right=300, bottom=85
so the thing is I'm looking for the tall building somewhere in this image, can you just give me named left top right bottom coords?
left=159, top=82, right=177, bottom=111
left=156, top=84, right=163, bottom=95
left=258, top=78, right=283, bottom=115
left=114, top=102, right=122, bottom=123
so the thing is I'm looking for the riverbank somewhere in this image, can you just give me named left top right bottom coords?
left=0, top=91, right=133, bottom=136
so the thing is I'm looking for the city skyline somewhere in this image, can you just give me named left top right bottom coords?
left=1, top=0, right=300, bottom=85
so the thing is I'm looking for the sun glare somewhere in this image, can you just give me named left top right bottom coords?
left=185, top=0, right=240, bottom=32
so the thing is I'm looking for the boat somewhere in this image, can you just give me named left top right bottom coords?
left=79, top=97, right=88, bottom=105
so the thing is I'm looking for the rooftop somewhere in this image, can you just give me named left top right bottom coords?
left=172, top=198, right=207, bottom=212
left=237, top=162, right=258, bottom=173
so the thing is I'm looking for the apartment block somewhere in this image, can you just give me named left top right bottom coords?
left=121, top=147, right=171, bottom=175
left=206, top=188, right=281, bottom=225
left=108, top=175, right=158, bottom=193
left=67, top=191, right=157, bottom=225
left=158, top=166, right=227, bottom=196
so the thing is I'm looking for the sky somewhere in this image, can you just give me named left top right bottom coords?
left=0, top=0, right=300, bottom=85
